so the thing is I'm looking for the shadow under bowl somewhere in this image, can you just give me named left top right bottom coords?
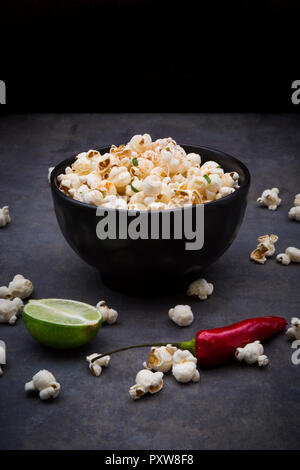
left=51, top=145, right=250, bottom=296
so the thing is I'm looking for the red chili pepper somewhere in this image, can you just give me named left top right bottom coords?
left=180, top=316, right=287, bottom=366
left=91, top=316, right=286, bottom=367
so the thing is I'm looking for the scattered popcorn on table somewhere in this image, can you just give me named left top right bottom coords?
left=168, top=305, right=194, bottom=327
left=187, top=278, right=214, bottom=300
left=172, top=349, right=200, bottom=383
left=96, top=300, right=118, bottom=324
left=0, top=298, right=23, bottom=325
left=143, top=345, right=177, bottom=373
left=86, top=353, right=111, bottom=377
left=277, top=247, right=300, bottom=265
left=129, top=369, right=164, bottom=400
left=25, top=370, right=61, bottom=400
left=286, top=318, right=300, bottom=340
left=257, top=234, right=278, bottom=257
left=48, top=167, right=54, bottom=183
left=57, top=135, right=240, bottom=209
left=257, top=187, right=281, bottom=210
left=250, top=234, right=278, bottom=264
left=235, top=340, right=269, bottom=367
left=0, top=274, right=34, bottom=300
left=0, top=206, right=11, bottom=228
left=0, top=340, right=6, bottom=376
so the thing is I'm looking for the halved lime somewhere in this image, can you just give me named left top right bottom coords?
left=23, top=299, right=102, bottom=349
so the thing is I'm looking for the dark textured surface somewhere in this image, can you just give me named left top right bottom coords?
left=0, top=113, right=299, bottom=450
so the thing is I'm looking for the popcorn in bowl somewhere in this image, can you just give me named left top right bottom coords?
left=57, top=135, right=240, bottom=210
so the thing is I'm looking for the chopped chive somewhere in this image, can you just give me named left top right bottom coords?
left=132, top=157, right=139, bottom=166
left=216, top=165, right=221, bottom=168
left=130, top=183, right=139, bottom=193
left=203, top=174, right=211, bottom=184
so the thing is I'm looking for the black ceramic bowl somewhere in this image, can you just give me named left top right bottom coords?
left=51, top=145, right=250, bottom=295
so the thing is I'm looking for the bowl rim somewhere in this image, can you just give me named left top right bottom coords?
left=50, top=144, right=251, bottom=212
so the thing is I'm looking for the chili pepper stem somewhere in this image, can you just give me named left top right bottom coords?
left=178, top=338, right=196, bottom=356
left=90, top=338, right=196, bottom=363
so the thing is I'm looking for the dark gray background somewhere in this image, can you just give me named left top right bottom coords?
left=0, top=114, right=299, bottom=450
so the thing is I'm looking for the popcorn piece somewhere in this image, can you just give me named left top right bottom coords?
left=86, top=149, right=100, bottom=160
left=221, top=171, right=240, bottom=189
left=0, top=298, right=24, bottom=325
left=102, top=195, right=127, bottom=210
left=72, top=156, right=92, bottom=175
left=257, top=234, right=278, bottom=257
left=250, top=234, right=278, bottom=264
left=0, top=274, right=34, bottom=300
left=75, top=152, right=87, bottom=160
left=128, top=383, right=146, bottom=400
left=235, top=340, right=269, bottom=367
left=294, top=194, right=300, bottom=206
left=0, top=206, right=11, bottom=228
left=0, top=286, right=10, bottom=298
left=186, top=153, right=201, bottom=166
left=96, top=300, right=118, bottom=324
left=216, top=186, right=235, bottom=199
left=129, top=369, right=163, bottom=400
left=82, top=189, right=104, bottom=206
left=108, top=166, right=131, bottom=190
left=168, top=305, right=194, bottom=327
left=129, top=134, right=152, bottom=153
left=257, top=355, right=269, bottom=367
left=187, top=278, right=214, bottom=300
left=257, top=187, right=281, bottom=210
left=25, top=370, right=61, bottom=400
left=128, top=203, right=147, bottom=211
left=250, top=247, right=268, bottom=264
left=97, top=153, right=115, bottom=174
left=163, top=151, right=185, bottom=175
left=288, top=206, right=300, bottom=222
left=86, top=353, right=111, bottom=377
left=8, top=274, right=34, bottom=299
left=69, top=184, right=89, bottom=201
left=200, top=161, right=220, bottom=175
left=277, top=247, right=300, bottom=265
left=128, top=191, right=146, bottom=206
left=126, top=178, right=143, bottom=197
left=142, top=175, right=162, bottom=196
left=130, top=157, right=154, bottom=179
left=172, top=349, right=200, bottom=383
left=86, top=172, right=102, bottom=190
left=206, top=174, right=222, bottom=195
left=143, top=344, right=177, bottom=372
left=187, top=175, right=207, bottom=193
left=148, top=202, right=167, bottom=211
left=58, top=172, right=81, bottom=191
left=170, top=189, right=192, bottom=206
left=0, top=340, right=6, bottom=376
left=48, top=167, right=54, bottom=183
left=286, top=317, right=300, bottom=340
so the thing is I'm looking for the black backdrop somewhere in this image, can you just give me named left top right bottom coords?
left=1, top=0, right=300, bottom=110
